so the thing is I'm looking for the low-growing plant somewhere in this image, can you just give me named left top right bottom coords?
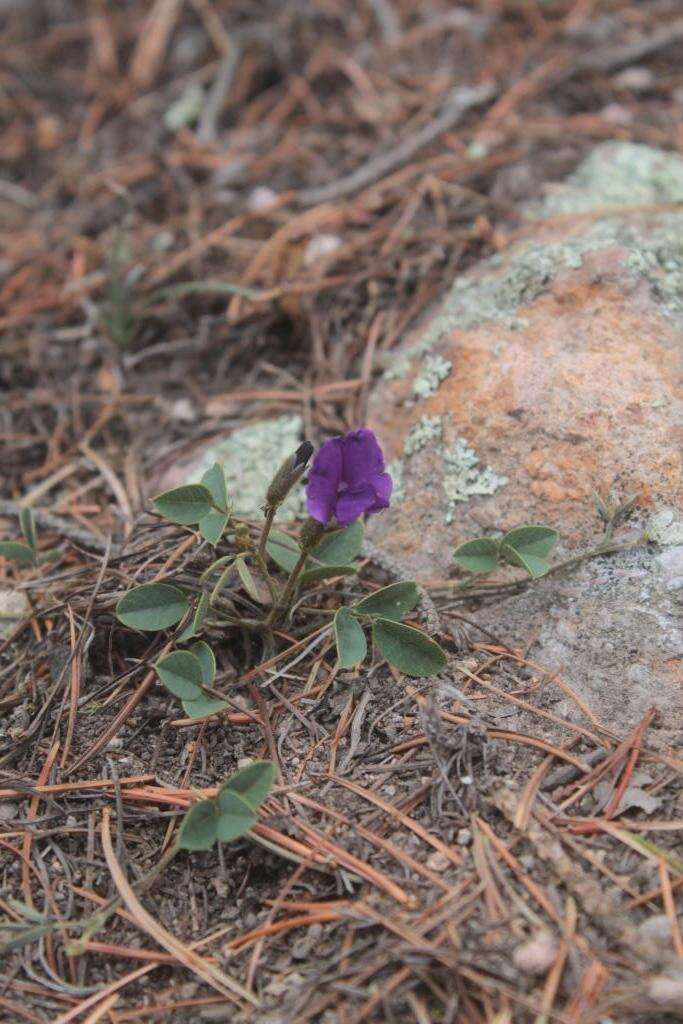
left=453, top=524, right=559, bottom=579
left=111, top=428, right=448, bottom=735
left=49, top=761, right=277, bottom=956
left=0, top=507, right=58, bottom=567
left=1, top=430, right=646, bottom=861
left=451, top=491, right=643, bottom=592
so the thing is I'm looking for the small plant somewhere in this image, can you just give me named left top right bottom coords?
left=100, top=228, right=141, bottom=351
left=54, top=762, right=277, bottom=955
left=454, top=524, right=559, bottom=579
left=0, top=508, right=57, bottom=567
left=112, top=428, right=447, bottom=727
left=451, top=492, right=644, bottom=591
left=179, top=760, right=276, bottom=850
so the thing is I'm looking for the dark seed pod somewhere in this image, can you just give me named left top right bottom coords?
left=265, top=442, right=314, bottom=511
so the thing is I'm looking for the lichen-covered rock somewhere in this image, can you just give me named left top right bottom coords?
left=368, top=142, right=682, bottom=732
left=0, top=588, right=29, bottom=639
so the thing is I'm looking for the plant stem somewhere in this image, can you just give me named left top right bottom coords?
left=257, top=506, right=276, bottom=560
left=541, top=535, right=646, bottom=579
left=432, top=536, right=646, bottom=601
left=266, top=549, right=309, bottom=626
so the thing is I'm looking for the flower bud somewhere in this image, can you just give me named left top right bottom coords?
left=299, top=517, right=326, bottom=553
left=265, top=442, right=314, bottom=512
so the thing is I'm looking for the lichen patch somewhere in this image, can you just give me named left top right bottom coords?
left=191, top=415, right=306, bottom=519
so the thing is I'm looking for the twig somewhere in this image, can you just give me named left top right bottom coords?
left=296, top=82, right=496, bottom=206
left=197, top=41, right=240, bottom=142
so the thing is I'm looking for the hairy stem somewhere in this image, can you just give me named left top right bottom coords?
left=257, top=506, right=276, bottom=561
left=266, top=549, right=309, bottom=625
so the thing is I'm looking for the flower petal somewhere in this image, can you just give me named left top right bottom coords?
left=367, top=471, right=393, bottom=515
left=341, top=429, right=385, bottom=489
left=334, top=484, right=376, bottom=526
left=306, top=438, right=343, bottom=524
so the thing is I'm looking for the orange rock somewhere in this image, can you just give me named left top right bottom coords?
left=366, top=143, right=683, bottom=734
left=368, top=209, right=682, bottom=577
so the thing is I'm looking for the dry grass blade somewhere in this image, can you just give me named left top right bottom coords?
left=99, top=808, right=257, bottom=1005
left=52, top=966, right=156, bottom=1024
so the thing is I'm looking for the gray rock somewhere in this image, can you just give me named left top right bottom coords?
left=0, top=588, right=29, bottom=639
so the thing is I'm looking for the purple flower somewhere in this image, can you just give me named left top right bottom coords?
left=306, top=429, right=393, bottom=526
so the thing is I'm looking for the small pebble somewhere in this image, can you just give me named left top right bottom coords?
left=599, top=103, right=633, bottom=126
left=513, top=931, right=558, bottom=975
left=648, top=971, right=683, bottom=1006
left=457, top=828, right=472, bottom=847
left=426, top=850, right=451, bottom=872
left=636, top=913, right=672, bottom=946
left=303, top=234, right=341, bottom=266
left=170, top=398, right=196, bottom=423
left=247, top=186, right=278, bottom=212
left=0, top=802, right=20, bottom=821
left=613, top=67, right=655, bottom=92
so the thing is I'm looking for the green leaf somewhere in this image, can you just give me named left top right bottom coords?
left=199, top=510, right=229, bottom=546
left=334, top=608, right=367, bottom=668
left=354, top=582, right=420, bottom=621
left=373, top=618, right=446, bottom=677
left=177, top=592, right=209, bottom=642
left=501, top=524, right=558, bottom=558
left=182, top=693, right=229, bottom=719
left=215, top=791, right=257, bottom=842
left=156, top=650, right=204, bottom=700
left=38, top=548, right=60, bottom=564
left=311, top=521, right=364, bottom=565
left=0, top=542, right=36, bottom=567
left=153, top=484, right=213, bottom=525
left=500, top=548, right=550, bottom=578
left=299, top=563, right=357, bottom=585
left=116, top=583, right=188, bottom=631
left=212, top=761, right=276, bottom=843
left=0, top=922, right=54, bottom=954
left=453, top=537, right=500, bottom=574
left=499, top=525, right=559, bottom=579
left=189, top=640, right=216, bottom=686
left=178, top=762, right=275, bottom=851
left=266, top=530, right=300, bottom=573
left=221, top=760, right=276, bottom=810
left=178, top=798, right=220, bottom=851
left=19, top=508, right=37, bottom=552
left=200, top=463, right=228, bottom=512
